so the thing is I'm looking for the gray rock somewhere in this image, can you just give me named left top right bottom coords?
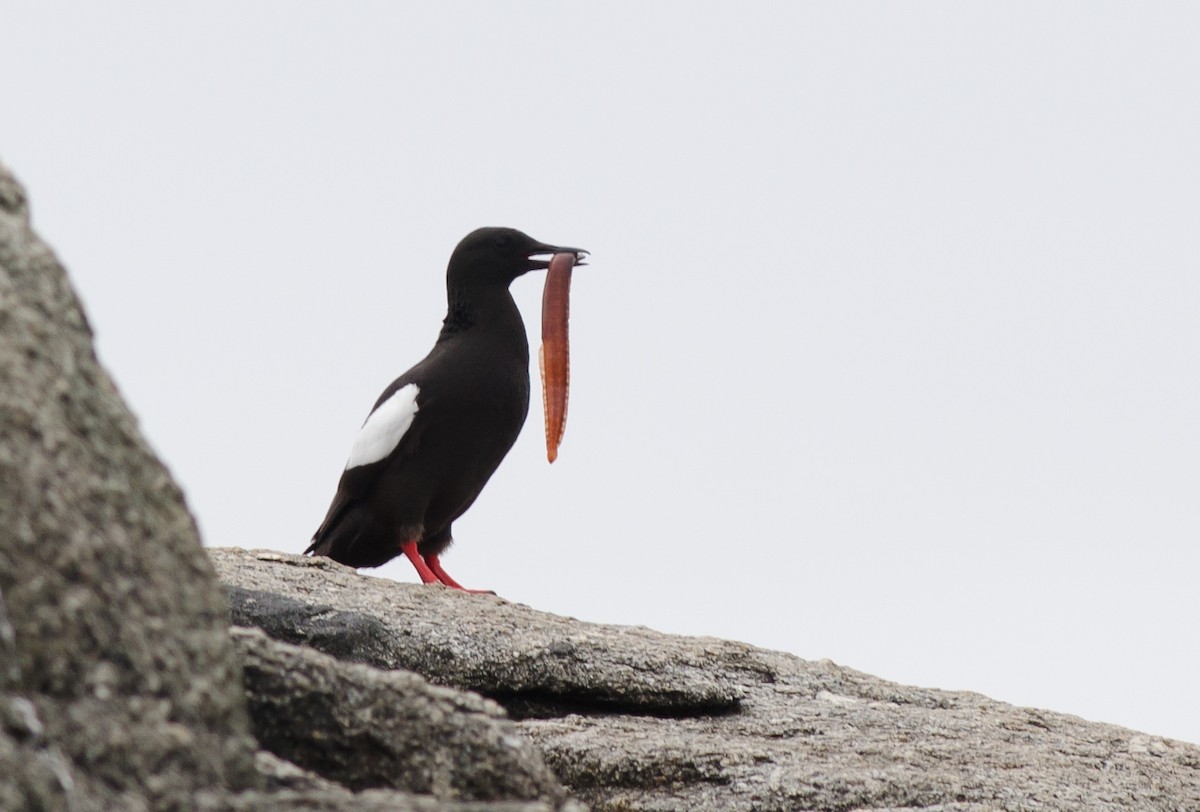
left=204, top=788, right=583, bottom=812
left=217, top=550, right=748, bottom=718
left=213, top=547, right=1200, bottom=812
left=232, top=626, right=570, bottom=804
left=0, top=692, right=76, bottom=812
left=232, top=752, right=584, bottom=812
left=0, top=160, right=260, bottom=809
left=254, top=750, right=345, bottom=794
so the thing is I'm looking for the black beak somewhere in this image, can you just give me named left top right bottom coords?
left=526, top=243, right=589, bottom=272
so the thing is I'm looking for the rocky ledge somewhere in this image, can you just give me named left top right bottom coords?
left=214, top=547, right=1200, bottom=812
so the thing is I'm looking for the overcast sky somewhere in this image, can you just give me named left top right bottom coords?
left=5, top=3, right=1198, bottom=746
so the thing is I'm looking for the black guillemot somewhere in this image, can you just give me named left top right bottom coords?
left=305, top=227, right=587, bottom=591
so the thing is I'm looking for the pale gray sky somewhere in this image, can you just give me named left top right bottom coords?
left=5, top=3, right=1198, bottom=745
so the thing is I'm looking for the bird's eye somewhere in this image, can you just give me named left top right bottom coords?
left=493, top=236, right=511, bottom=250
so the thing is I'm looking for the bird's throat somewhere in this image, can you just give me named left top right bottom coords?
left=441, top=298, right=476, bottom=335
left=439, top=284, right=524, bottom=342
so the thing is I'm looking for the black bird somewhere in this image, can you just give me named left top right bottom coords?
left=305, top=227, right=588, bottom=590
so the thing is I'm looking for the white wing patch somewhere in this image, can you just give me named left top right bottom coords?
left=345, top=383, right=420, bottom=469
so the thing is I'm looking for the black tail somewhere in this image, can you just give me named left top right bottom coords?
left=305, top=506, right=397, bottom=569
left=305, top=507, right=360, bottom=561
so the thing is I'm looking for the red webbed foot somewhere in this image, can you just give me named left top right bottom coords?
left=425, top=553, right=495, bottom=595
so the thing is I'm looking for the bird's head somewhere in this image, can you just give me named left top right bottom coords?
left=447, top=227, right=588, bottom=288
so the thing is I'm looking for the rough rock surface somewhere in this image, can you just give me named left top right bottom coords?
left=0, top=159, right=261, bottom=809
left=0, top=161, right=576, bottom=812
left=233, top=626, right=569, bottom=803
left=203, top=791, right=575, bottom=812
left=214, top=547, right=1200, bottom=812
left=220, top=552, right=746, bottom=719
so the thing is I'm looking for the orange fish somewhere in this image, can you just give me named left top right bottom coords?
left=539, top=252, right=575, bottom=462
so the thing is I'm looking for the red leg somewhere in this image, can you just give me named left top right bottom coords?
left=425, top=554, right=495, bottom=594
left=401, top=540, right=440, bottom=584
